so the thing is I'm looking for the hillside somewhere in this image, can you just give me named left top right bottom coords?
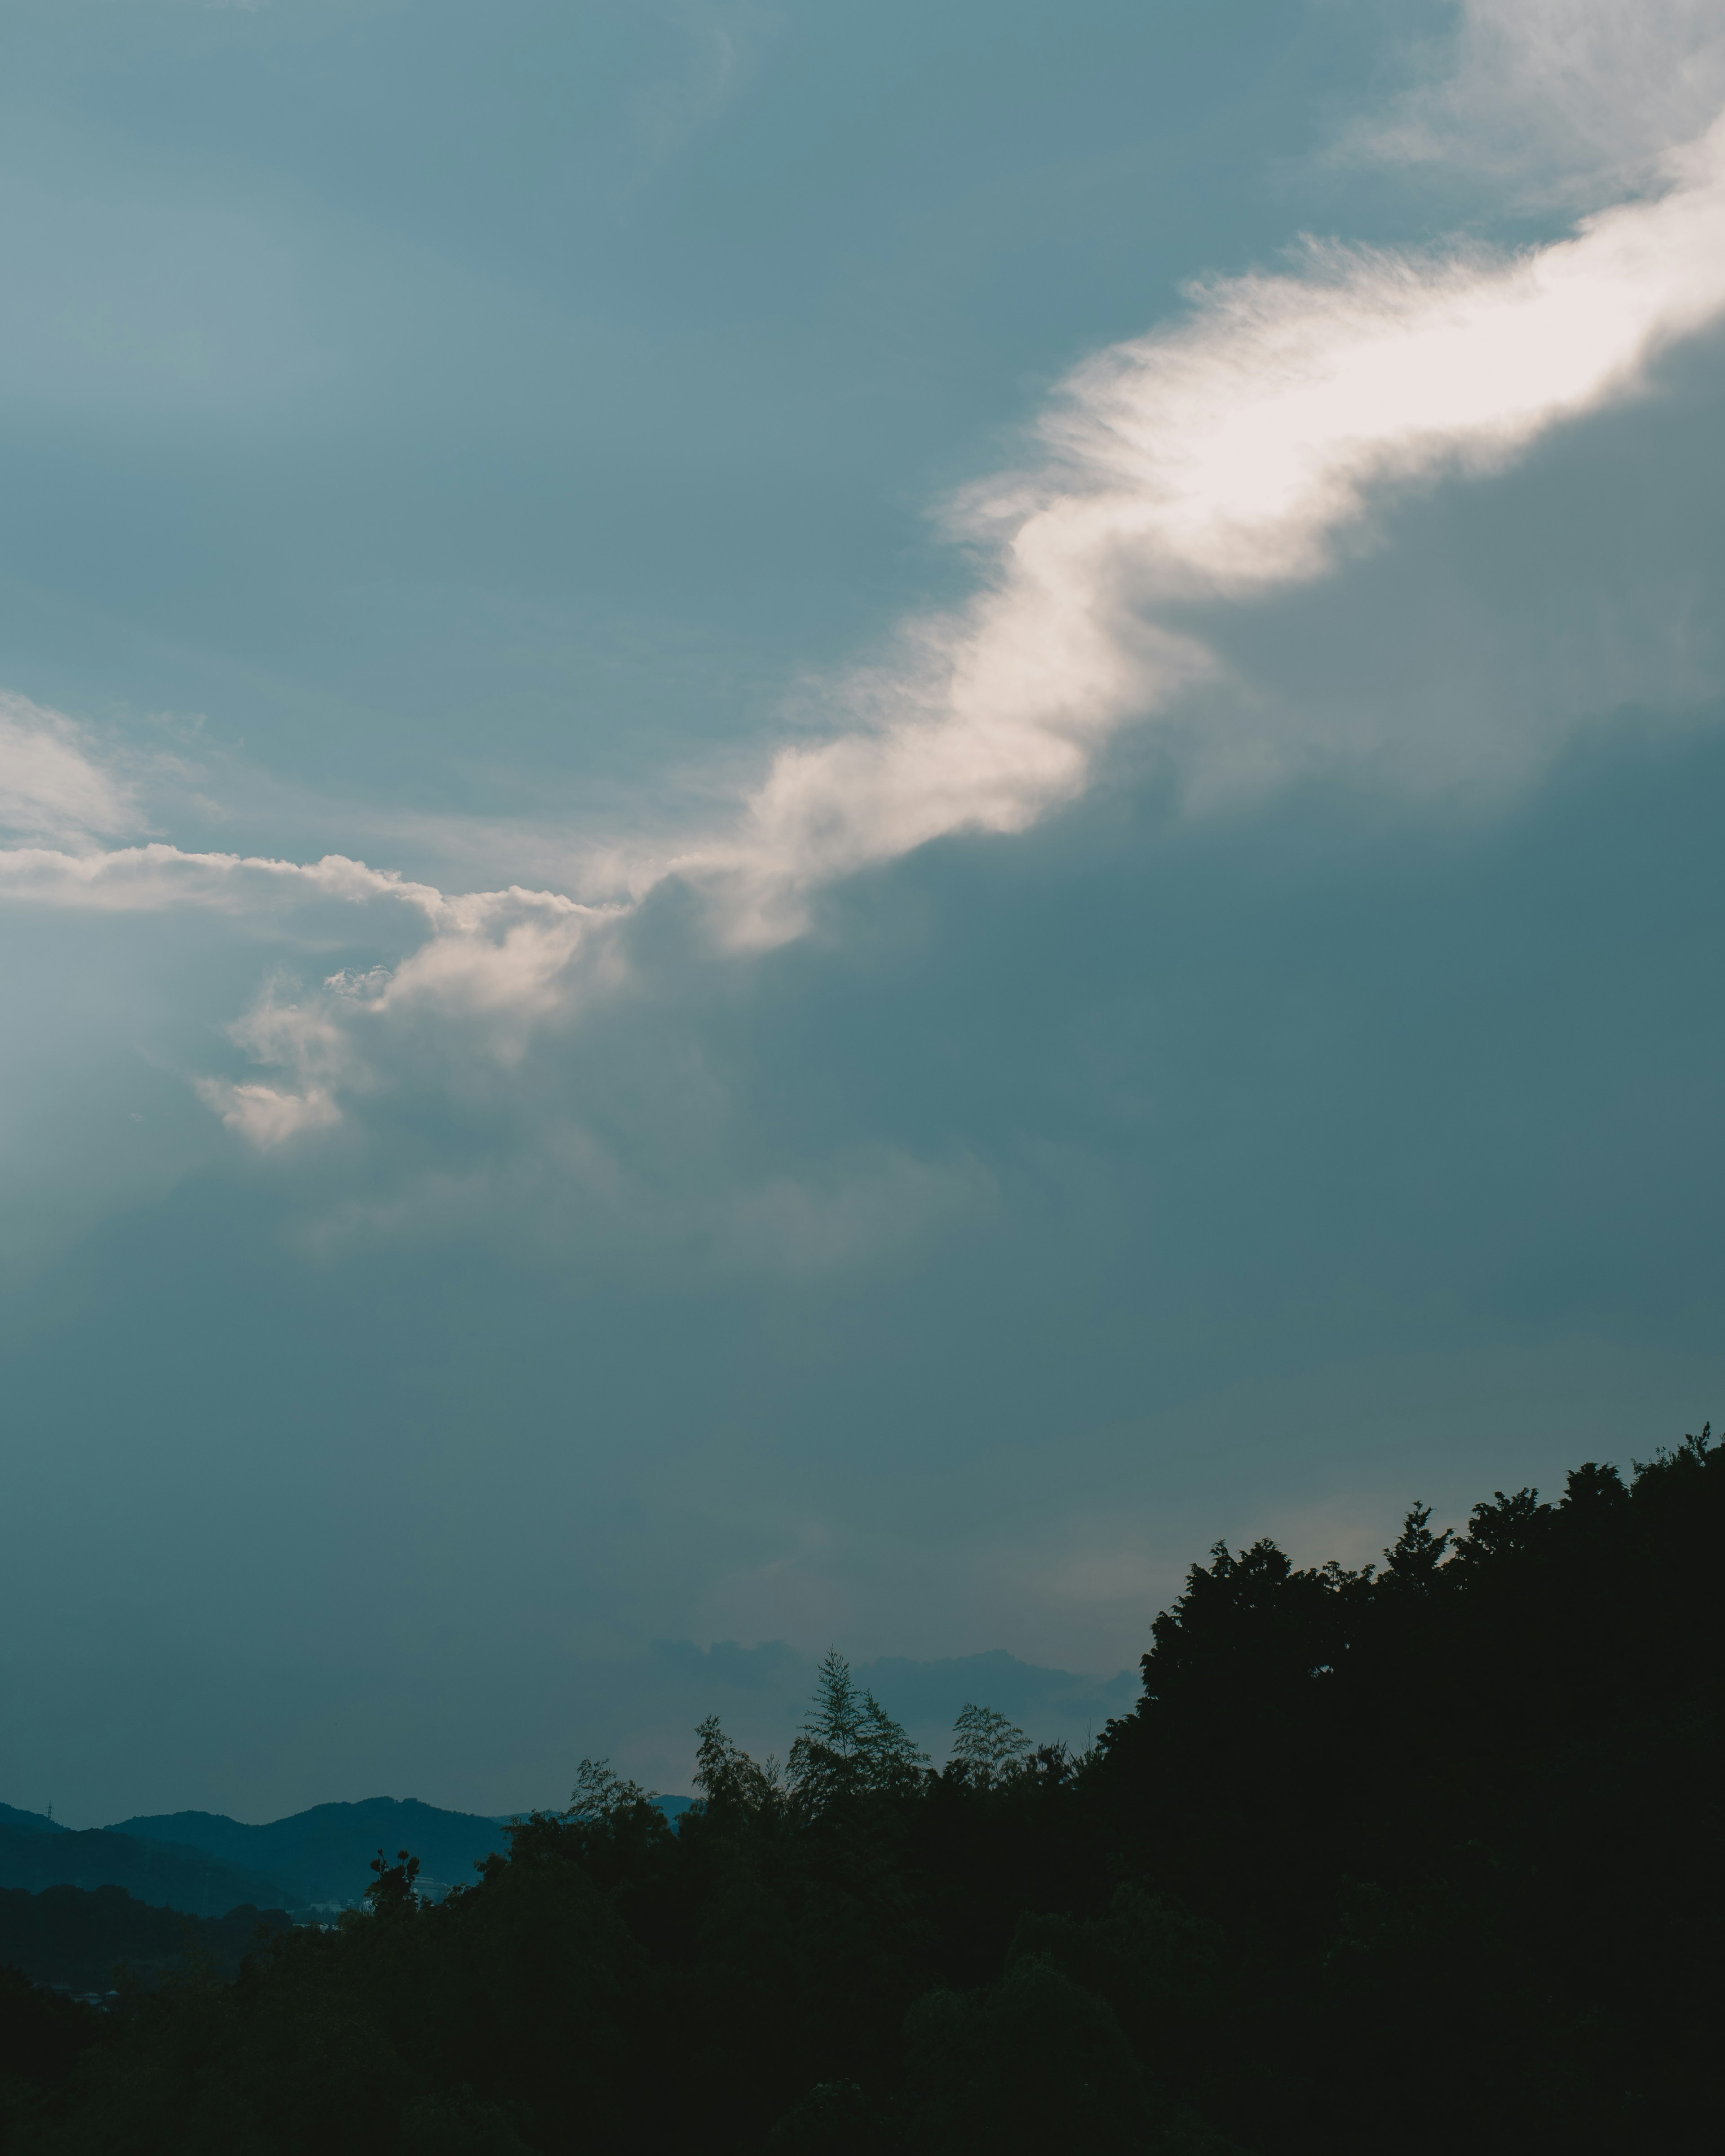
left=0, top=1825, right=295, bottom=1919
left=106, top=1797, right=518, bottom=1907
left=0, top=1809, right=61, bottom=1838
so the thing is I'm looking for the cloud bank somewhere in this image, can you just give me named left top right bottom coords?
left=7, top=4, right=1725, bottom=1149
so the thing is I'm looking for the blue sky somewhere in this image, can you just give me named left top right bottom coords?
left=5, top=0, right=1725, bottom=1821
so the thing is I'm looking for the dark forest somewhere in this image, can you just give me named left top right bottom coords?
left=4, top=1429, right=1720, bottom=2155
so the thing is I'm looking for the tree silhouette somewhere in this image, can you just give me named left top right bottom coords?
left=948, top=1703, right=1032, bottom=1787
left=11, top=1430, right=1721, bottom=2156
left=787, top=1650, right=925, bottom=1813
left=363, top=1847, right=420, bottom=1916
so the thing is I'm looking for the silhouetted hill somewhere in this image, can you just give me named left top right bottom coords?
left=0, top=1883, right=291, bottom=1994
left=0, top=1806, right=62, bottom=1837
left=0, top=1824, right=294, bottom=1917
left=107, top=1797, right=515, bottom=1905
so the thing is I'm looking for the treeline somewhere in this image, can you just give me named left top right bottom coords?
left=0, top=1828, right=294, bottom=1925
left=0, top=1889, right=291, bottom=1998
left=3, top=1431, right=1721, bottom=2154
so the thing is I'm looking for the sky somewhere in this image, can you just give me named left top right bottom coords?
left=4, top=0, right=1725, bottom=1824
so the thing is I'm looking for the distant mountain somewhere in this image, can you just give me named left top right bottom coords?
left=0, top=1795, right=694, bottom=1922
left=0, top=1804, right=63, bottom=1836
left=0, top=1823, right=296, bottom=1917
left=107, top=1798, right=518, bottom=1906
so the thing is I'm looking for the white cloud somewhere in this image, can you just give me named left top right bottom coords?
left=191, top=972, right=357, bottom=1149
left=683, top=103, right=1725, bottom=938
left=0, top=694, right=137, bottom=842
left=1350, top=0, right=1725, bottom=202
left=184, top=880, right=621, bottom=1146
left=195, top=1079, right=341, bottom=1147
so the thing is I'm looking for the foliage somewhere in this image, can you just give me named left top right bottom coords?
left=692, top=1717, right=783, bottom=1824
left=4, top=1431, right=1721, bottom=2154
left=947, top=1704, right=1031, bottom=1788
left=0, top=1888, right=290, bottom=1996
left=563, top=1762, right=650, bottom=1829
left=786, top=1652, right=927, bottom=1814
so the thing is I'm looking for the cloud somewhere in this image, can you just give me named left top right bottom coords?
left=278, top=1103, right=998, bottom=1284
left=677, top=101, right=1725, bottom=937
left=178, top=881, right=620, bottom=1148
left=195, top=1078, right=342, bottom=1147
left=192, top=973, right=356, bottom=1147
left=0, top=694, right=137, bottom=843
left=0, top=840, right=445, bottom=913
left=1349, top=0, right=1725, bottom=202
left=7, top=18, right=1725, bottom=1155
left=628, top=0, right=769, bottom=174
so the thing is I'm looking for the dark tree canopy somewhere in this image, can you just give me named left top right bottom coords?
left=4, top=1433, right=1721, bottom=2154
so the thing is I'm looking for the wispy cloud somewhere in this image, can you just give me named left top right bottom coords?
left=629, top=1, right=770, bottom=176
left=1347, top=0, right=1725, bottom=203
left=0, top=840, right=441, bottom=913
left=189, top=884, right=618, bottom=1147
left=0, top=694, right=138, bottom=844
left=679, top=102, right=1725, bottom=939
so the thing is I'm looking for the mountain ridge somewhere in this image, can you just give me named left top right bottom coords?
left=0, top=1804, right=62, bottom=1837
left=107, top=1796, right=522, bottom=1906
left=0, top=1823, right=296, bottom=1917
